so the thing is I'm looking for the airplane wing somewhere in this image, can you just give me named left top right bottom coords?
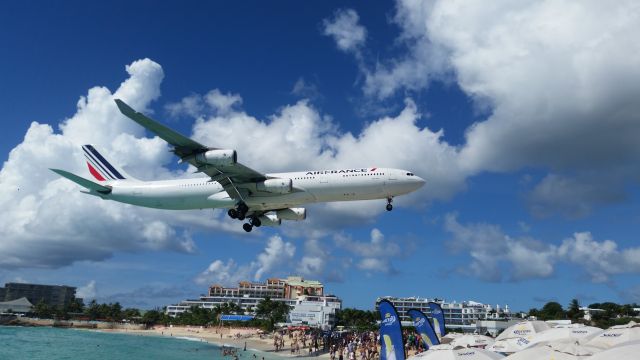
left=114, top=99, right=266, bottom=200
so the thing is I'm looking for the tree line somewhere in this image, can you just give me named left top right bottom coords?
left=335, top=308, right=378, bottom=330
left=29, top=296, right=291, bottom=331
left=528, top=299, right=639, bottom=328
left=32, top=298, right=141, bottom=322
left=143, top=297, right=292, bottom=331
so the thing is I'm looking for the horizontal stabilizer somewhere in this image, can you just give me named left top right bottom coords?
left=50, top=169, right=112, bottom=194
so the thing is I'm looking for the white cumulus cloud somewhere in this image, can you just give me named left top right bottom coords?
left=330, top=1, right=640, bottom=218
left=76, top=280, right=97, bottom=300
left=195, top=235, right=296, bottom=286
left=445, top=214, right=640, bottom=283
left=444, top=213, right=557, bottom=281
left=333, top=228, right=402, bottom=275
left=195, top=259, right=252, bottom=286
left=322, top=9, right=367, bottom=55
left=558, top=232, right=640, bottom=283
left=254, top=236, right=296, bottom=281
left=0, top=58, right=208, bottom=269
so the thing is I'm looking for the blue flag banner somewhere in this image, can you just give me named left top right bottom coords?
left=427, top=302, right=446, bottom=339
left=407, top=309, right=440, bottom=350
left=220, top=315, right=254, bottom=321
left=378, top=300, right=405, bottom=360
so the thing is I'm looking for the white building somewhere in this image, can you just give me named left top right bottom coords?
left=0, top=297, right=33, bottom=314
left=287, top=295, right=342, bottom=330
left=376, top=297, right=512, bottom=333
left=580, top=306, right=606, bottom=321
left=166, top=276, right=342, bottom=329
left=166, top=294, right=342, bottom=329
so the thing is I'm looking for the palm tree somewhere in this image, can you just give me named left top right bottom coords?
left=567, top=299, right=581, bottom=320
left=255, top=297, right=291, bottom=331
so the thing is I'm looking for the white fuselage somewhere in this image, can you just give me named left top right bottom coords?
left=100, top=167, right=425, bottom=211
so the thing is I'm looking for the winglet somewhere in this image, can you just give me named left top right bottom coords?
left=50, top=168, right=112, bottom=194
left=114, top=99, right=136, bottom=117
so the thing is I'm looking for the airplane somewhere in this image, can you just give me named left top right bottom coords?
left=50, top=99, right=426, bottom=232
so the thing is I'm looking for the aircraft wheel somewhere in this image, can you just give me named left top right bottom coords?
left=238, top=202, right=249, bottom=213
left=238, top=213, right=246, bottom=221
left=251, top=217, right=262, bottom=227
left=243, top=223, right=253, bottom=232
left=386, top=204, right=393, bottom=211
left=228, top=209, right=238, bottom=219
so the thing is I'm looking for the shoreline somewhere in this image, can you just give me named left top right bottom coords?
left=97, top=326, right=330, bottom=359
left=2, top=320, right=331, bottom=359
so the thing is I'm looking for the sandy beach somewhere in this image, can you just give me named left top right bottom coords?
left=101, top=326, right=330, bottom=359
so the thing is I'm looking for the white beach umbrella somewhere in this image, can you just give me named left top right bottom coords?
left=487, top=337, right=532, bottom=354
left=450, top=335, right=495, bottom=348
left=588, top=340, right=640, bottom=360
left=552, top=323, right=592, bottom=329
left=585, top=322, right=640, bottom=349
left=485, top=338, right=531, bottom=354
left=441, top=333, right=462, bottom=343
left=443, top=333, right=463, bottom=339
left=527, top=326, right=602, bottom=346
left=504, top=340, right=601, bottom=360
left=496, top=321, right=551, bottom=341
left=441, top=333, right=462, bottom=344
left=609, top=321, right=638, bottom=329
left=409, top=347, right=505, bottom=360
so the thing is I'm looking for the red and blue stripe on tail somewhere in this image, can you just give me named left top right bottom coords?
left=82, top=145, right=126, bottom=181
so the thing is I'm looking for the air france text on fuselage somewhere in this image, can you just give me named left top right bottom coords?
left=305, top=168, right=374, bottom=175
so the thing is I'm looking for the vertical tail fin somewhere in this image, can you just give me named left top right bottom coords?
left=82, top=145, right=138, bottom=182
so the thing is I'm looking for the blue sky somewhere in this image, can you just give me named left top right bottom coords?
left=1, top=1, right=640, bottom=312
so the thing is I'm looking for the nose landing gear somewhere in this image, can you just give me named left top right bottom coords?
left=386, top=197, right=393, bottom=211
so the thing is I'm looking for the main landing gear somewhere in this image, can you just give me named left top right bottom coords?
left=386, top=197, right=393, bottom=211
left=228, top=202, right=260, bottom=232
left=227, top=202, right=249, bottom=220
left=242, top=217, right=262, bottom=233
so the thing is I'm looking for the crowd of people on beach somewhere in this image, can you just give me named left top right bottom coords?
left=269, top=327, right=381, bottom=360
left=272, top=329, right=322, bottom=356
left=328, top=331, right=379, bottom=360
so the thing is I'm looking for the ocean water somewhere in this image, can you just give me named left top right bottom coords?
left=0, top=326, right=279, bottom=360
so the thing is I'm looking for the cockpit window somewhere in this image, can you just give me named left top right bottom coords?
left=406, top=173, right=414, bottom=176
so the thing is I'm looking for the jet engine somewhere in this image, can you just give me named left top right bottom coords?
left=256, top=178, right=292, bottom=194
left=195, top=149, right=237, bottom=166
left=276, top=208, right=306, bottom=221
left=258, top=214, right=281, bottom=227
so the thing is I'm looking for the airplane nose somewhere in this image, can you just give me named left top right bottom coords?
left=415, top=176, right=426, bottom=188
